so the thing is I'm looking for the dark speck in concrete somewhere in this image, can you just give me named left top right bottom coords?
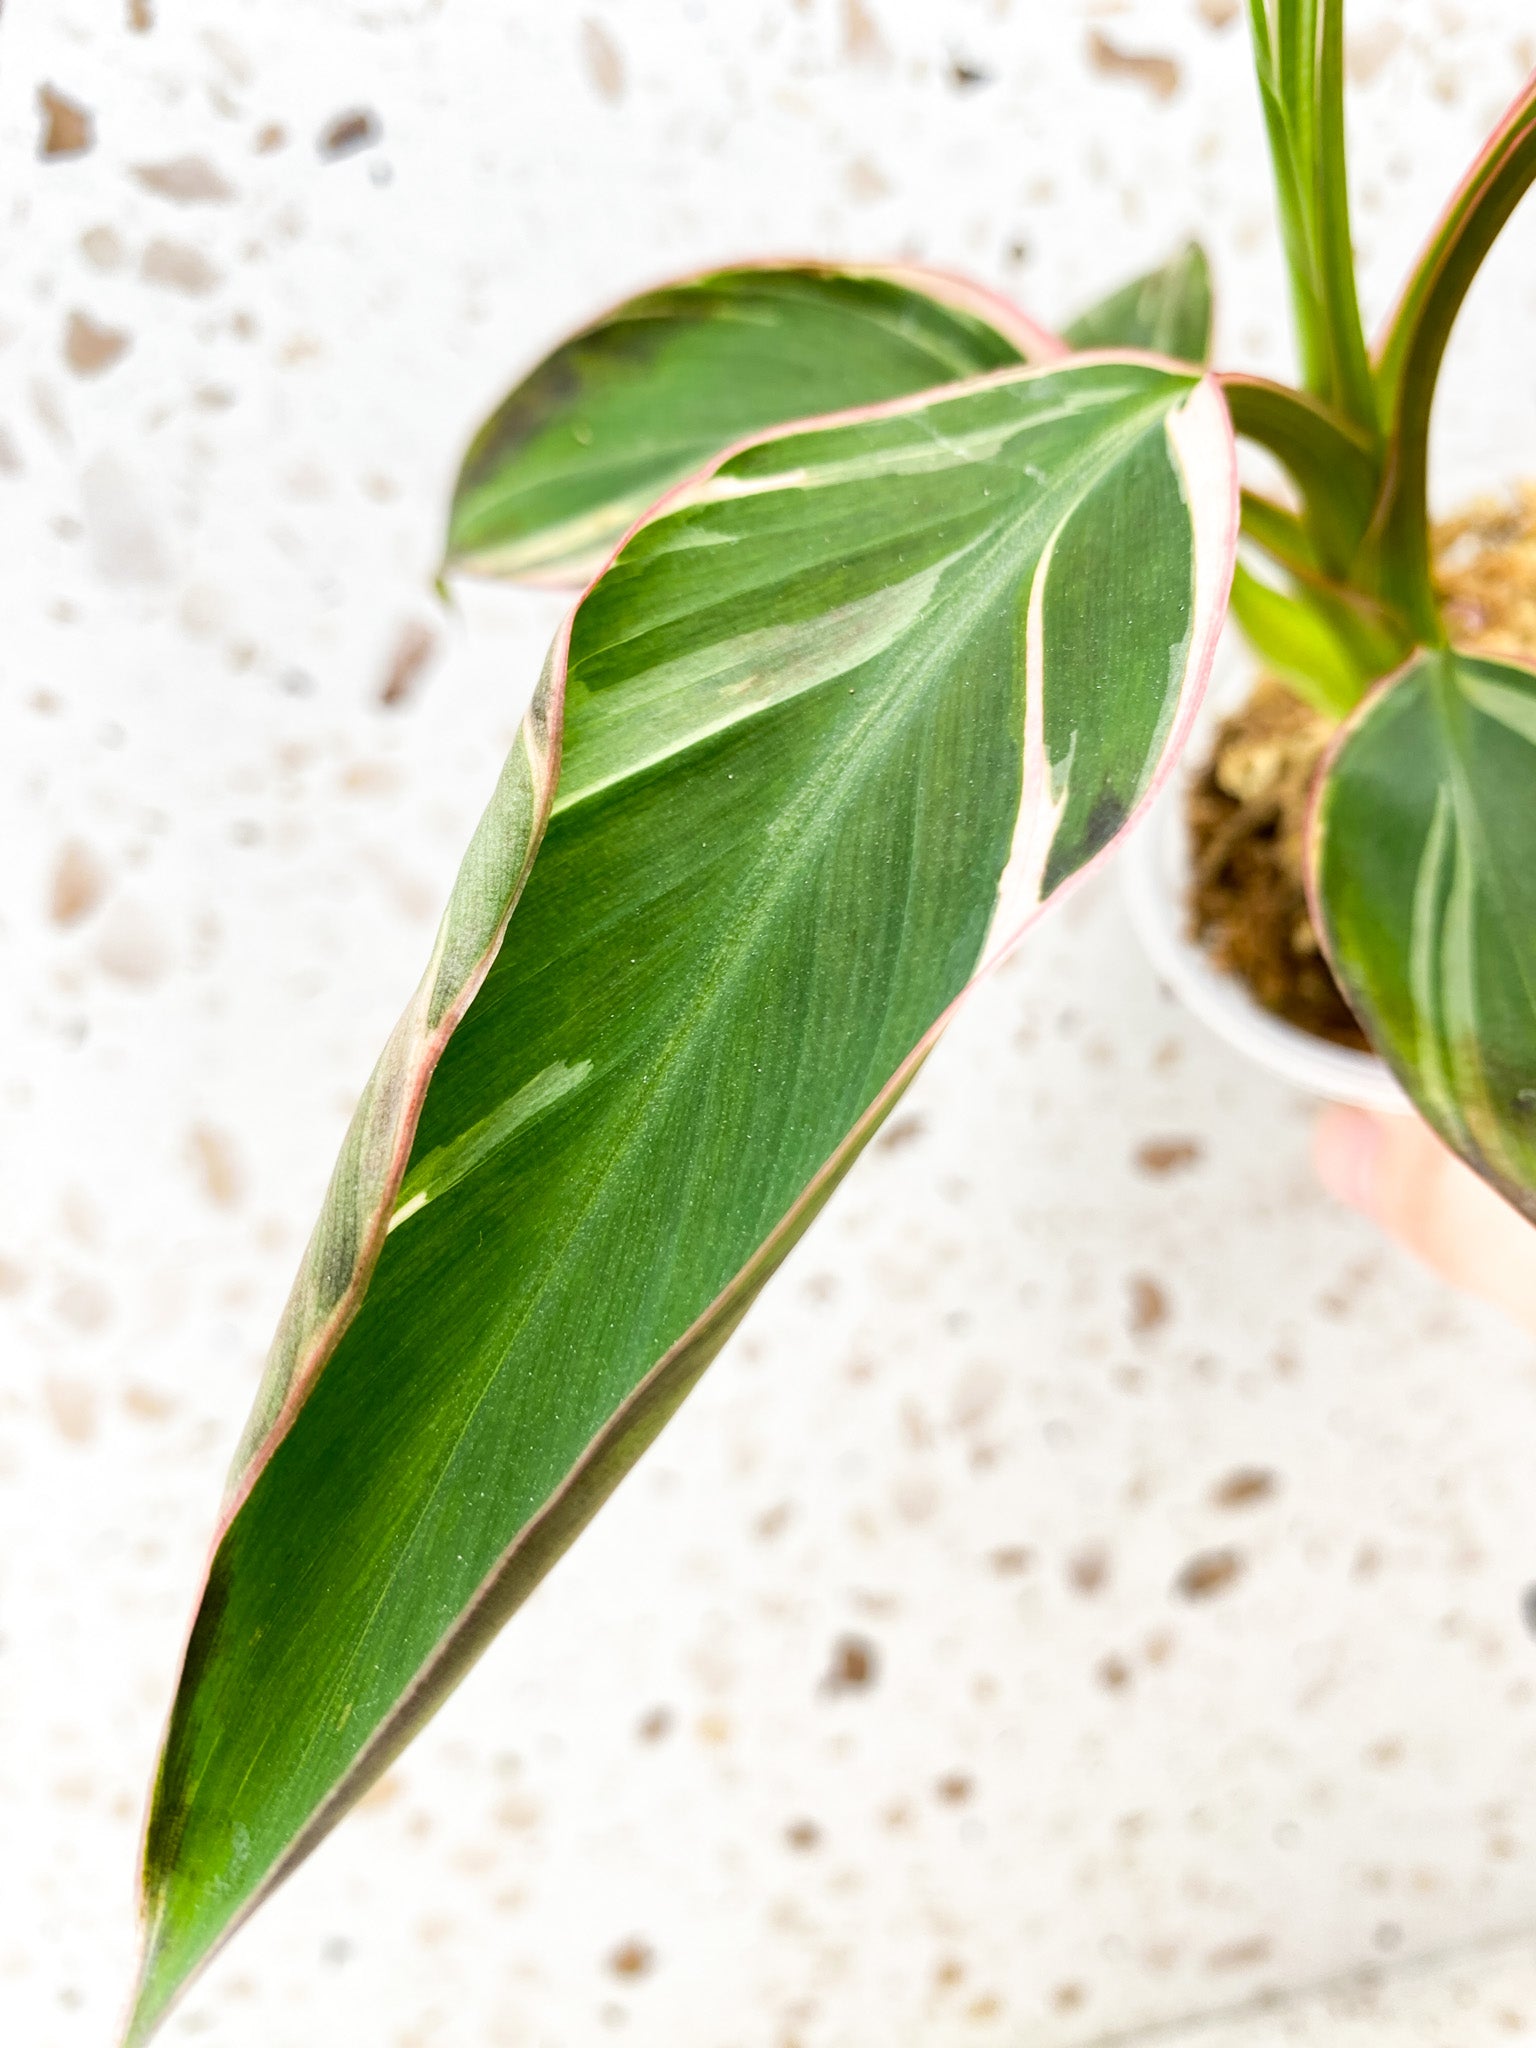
left=1211, top=1467, right=1278, bottom=1510
left=1177, top=1548, right=1245, bottom=1601
left=1135, top=1135, right=1204, bottom=1177
left=822, top=1633, right=879, bottom=1694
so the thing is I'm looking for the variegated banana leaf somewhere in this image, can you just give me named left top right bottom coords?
left=126, top=356, right=1237, bottom=2044
left=1062, top=241, right=1213, bottom=365
left=445, top=262, right=1063, bottom=585
left=1309, top=646, right=1536, bottom=1220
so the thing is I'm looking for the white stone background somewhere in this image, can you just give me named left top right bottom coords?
left=4, top=2, right=1536, bottom=2045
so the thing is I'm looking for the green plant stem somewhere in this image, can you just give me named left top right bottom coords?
left=1221, top=372, right=1377, bottom=576
left=1229, top=560, right=1364, bottom=717
left=1371, top=72, right=1536, bottom=642
left=1240, top=491, right=1318, bottom=578
left=1312, top=3, right=1377, bottom=432
left=1245, top=0, right=1377, bottom=442
left=1247, top=0, right=1328, bottom=396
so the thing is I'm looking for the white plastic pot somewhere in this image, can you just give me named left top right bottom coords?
left=1119, top=652, right=1409, bottom=1114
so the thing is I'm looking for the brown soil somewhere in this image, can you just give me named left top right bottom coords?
left=1187, top=678, right=1365, bottom=1048
left=1435, top=483, right=1536, bottom=658
left=1188, top=487, right=1536, bottom=1047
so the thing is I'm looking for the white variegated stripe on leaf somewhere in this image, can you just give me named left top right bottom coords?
left=1461, top=667, right=1536, bottom=745
left=983, top=372, right=1235, bottom=965
left=1310, top=646, right=1536, bottom=1221
left=128, top=355, right=1237, bottom=2048
left=389, top=1059, right=594, bottom=1232
left=1406, top=785, right=1458, bottom=1133
left=555, top=560, right=949, bottom=810
left=984, top=527, right=1068, bottom=948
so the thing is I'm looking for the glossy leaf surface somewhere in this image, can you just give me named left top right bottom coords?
left=1311, top=647, right=1536, bottom=1219
left=1062, top=242, right=1213, bottom=364
left=129, top=358, right=1236, bottom=2043
left=445, top=263, right=1062, bottom=584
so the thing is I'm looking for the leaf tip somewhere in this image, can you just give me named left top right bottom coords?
left=119, top=1862, right=199, bottom=2048
left=119, top=1951, right=169, bottom=2048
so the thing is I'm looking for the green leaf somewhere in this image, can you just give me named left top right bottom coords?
left=1229, top=559, right=1366, bottom=718
left=1231, top=493, right=1411, bottom=716
left=1244, top=1, right=1377, bottom=438
left=1062, top=241, right=1214, bottom=365
left=1220, top=371, right=1378, bottom=576
left=127, top=358, right=1236, bottom=2044
left=1371, top=73, right=1536, bottom=637
left=1240, top=488, right=1320, bottom=578
left=445, top=262, right=1064, bottom=584
left=1310, top=646, right=1536, bottom=1219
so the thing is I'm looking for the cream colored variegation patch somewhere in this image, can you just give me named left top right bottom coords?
left=389, top=1059, right=594, bottom=1231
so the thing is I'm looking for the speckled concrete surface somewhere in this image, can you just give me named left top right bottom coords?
left=5, top=4, right=1536, bottom=2045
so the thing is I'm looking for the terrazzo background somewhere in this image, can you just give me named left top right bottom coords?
left=5, top=3, right=1536, bottom=2044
